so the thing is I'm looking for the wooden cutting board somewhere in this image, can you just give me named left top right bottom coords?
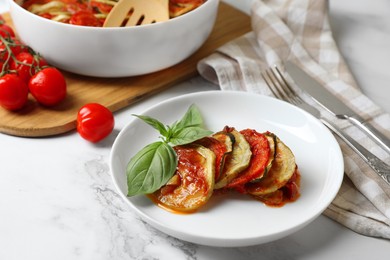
left=0, top=3, right=251, bottom=137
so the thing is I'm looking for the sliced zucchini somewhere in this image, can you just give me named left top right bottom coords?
left=151, top=144, right=216, bottom=213
left=214, top=127, right=252, bottom=189
left=246, top=136, right=296, bottom=196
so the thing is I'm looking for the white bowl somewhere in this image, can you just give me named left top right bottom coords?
left=8, top=0, right=219, bottom=77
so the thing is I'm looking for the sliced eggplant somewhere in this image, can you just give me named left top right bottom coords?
left=151, top=144, right=216, bottom=213
left=214, top=127, right=252, bottom=189
left=246, top=136, right=296, bottom=196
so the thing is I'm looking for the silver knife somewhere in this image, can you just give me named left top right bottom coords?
left=285, top=61, right=390, bottom=155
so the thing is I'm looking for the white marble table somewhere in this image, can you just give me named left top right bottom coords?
left=1, top=0, right=389, bottom=259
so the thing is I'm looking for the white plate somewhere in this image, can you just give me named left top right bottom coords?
left=109, top=91, right=344, bottom=247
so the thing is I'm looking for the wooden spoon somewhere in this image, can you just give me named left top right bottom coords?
left=103, top=0, right=169, bottom=27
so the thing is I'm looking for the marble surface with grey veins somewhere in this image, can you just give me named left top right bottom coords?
left=1, top=0, right=390, bottom=259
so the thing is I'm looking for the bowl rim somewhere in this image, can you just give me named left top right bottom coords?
left=8, top=0, right=219, bottom=31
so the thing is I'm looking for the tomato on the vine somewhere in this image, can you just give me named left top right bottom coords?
left=0, top=38, right=28, bottom=62
left=0, top=23, right=15, bottom=38
left=77, top=103, right=114, bottom=143
left=10, top=52, right=48, bottom=83
left=0, top=15, right=68, bottom=111
left=0, top=74, right=29, bottom=110
left=28, top=67, right=67, bottom=106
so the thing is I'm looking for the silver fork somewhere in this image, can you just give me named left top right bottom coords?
left=262, top=65, right=390, bottom=185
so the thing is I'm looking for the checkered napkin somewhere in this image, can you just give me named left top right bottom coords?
left=197, top=0, right=390, bottom=239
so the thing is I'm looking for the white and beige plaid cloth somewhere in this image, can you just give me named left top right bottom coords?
left=198, top=0, right=390, bottom=239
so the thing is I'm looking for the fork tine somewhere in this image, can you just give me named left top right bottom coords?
left=262, top=65, right=304, bottom=107
left=271, top=66, right=303, bottom=105
left=262, top=67, right=288, bottom=101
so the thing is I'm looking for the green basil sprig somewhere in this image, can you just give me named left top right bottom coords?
left=126, top=104, right=212, bottom=197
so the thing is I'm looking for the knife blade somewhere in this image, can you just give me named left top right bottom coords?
left=285, top=61, right=390, bottom=155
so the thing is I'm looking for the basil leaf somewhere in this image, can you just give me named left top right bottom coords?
left=126, top=104, right=211, bottom=197
left=126, top=141, right=177, bottom=196
left=133, top=114, right=168, bottom=137
left=170, top=126, right=213, bottom=145
left=171, top=104, right=204, bottom=133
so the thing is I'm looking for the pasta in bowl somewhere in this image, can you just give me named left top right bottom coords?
left=20, top=0, right=207, bottom=26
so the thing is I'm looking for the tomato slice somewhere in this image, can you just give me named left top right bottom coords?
left=226, top=129, right=270, bottom=191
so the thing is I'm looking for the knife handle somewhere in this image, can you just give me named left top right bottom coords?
left=348, top=116, right=390, bottom=155
left=320, top=118, right=390, bottom=185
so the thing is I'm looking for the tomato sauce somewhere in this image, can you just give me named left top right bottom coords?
left=175, top=146, right=209, bottom=193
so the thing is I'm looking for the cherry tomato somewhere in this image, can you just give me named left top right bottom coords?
left=77, top=103, right=114, bottom=143
left=10, top=52, right=48, bottom=83
left=0, top=74, right=29, bottom=110
left=69, top=10, right=102, bottom=27
left=0, top=23, right=15, bottom=38
left=28, top=67, right=67, bottom=106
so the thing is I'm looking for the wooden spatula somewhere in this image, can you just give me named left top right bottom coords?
left=103, top=0, right=169, bottom=27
